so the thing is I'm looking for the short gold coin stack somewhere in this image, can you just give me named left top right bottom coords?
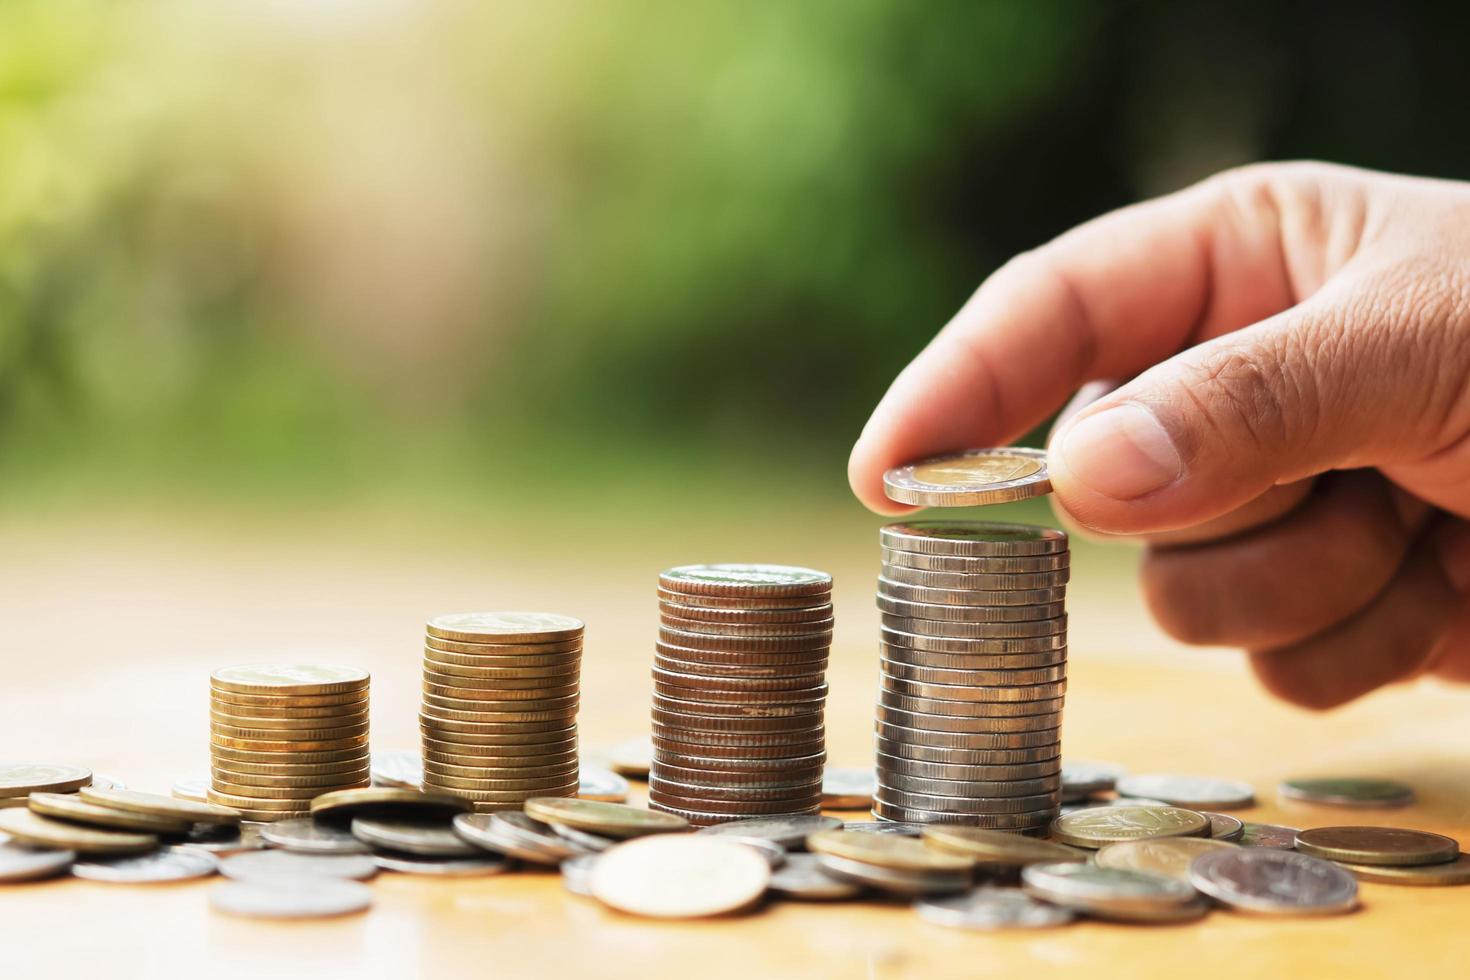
left=209, top=665, right=371, bottom=821
left=420, top=612, right=583, bottom=812
left=649, top=564, right=833, bottom=827
left=874, top=522, right=1068, bottom=831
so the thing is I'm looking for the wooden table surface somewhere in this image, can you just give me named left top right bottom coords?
left=2, top=512, right=1467, bottom=979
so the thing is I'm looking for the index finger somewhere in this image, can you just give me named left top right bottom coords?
left=846, top=172, right=1295, bottom=513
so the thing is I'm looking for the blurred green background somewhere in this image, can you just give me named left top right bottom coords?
left=4, top=0, right=1468, bottom=519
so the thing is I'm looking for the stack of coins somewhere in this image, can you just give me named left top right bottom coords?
left=873, top=522, right=1068, bottom=831
left=649, top=564, right=833, bottom=827
left=420, top=613, right=583, bottom=812
left=209, top=665, right=371, bottom=822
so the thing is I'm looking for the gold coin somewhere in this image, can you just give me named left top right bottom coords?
left=590, top=836, right=770, bottom=918
left=310, top=787, right=473, bottom=821
left=0, top=808, right=157, bottom=855
left=419, top=720, right=576, bottom=741
left=210, top=720, right=369, bottom=741
left=1050, top=806, right=1211, bottom=849
left=921, top=826, right=1089, bottom=866
left=223, top=806, right=311, bottom=822
left=212, top=779, right=355, bottom=801
left=522, top=797, right=689, bottom=838
left=210, top=711, right=370, bottom=731
left=1335, top=853, right=1470, bottom=885
left=422, top=671, right=579, bottom=692
left=210, top=689, right=369, bottom=710
left=209, top=789, right=330, bottom=811
left=421, top=757, right=578, bottom=779
left=1095, top=837, right=1238, bottom=882
left=883, top=447, right=1051, bottom=507
left=211, top=767, right=370, bottom=790
left=424, top=640, right=582, bottom=659
left=211, top=734, right=370, bottom=753
left=429, top=785, right=575, bottom=804
left=420, top=704, right=578, bottom=725
left=211, top=745, right=370, bottom=766
left=421, top=658, right=579, bottom=681
left=211, top=664, right=370, bottom=696
left=28, top=792, right=191, bottom=834
left=426, top=612, right=584, bottom=644
left=807, top=829, right=974, bottom=873
left=426, top=773, right=579, bottom=792
left=78, top=787, right=241, bottom=826
left=1295, top=826, right=1461, bottom=866
left=0, top=763, right=93, bottom=798
left=422, top=682, right=580, bottom=702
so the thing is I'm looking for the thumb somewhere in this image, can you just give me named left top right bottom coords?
left=1046, top=276, right=1469, bottom=534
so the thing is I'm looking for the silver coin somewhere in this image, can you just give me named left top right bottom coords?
left=727, top=836, right=786, bottom=868
left=877, top=593, right=1065, bottom=619
left=879, top=522, right=1068, bottom=557
left=880, top=613, right=1067, bottom=639
left=879, top=675, right=1068, bottom=704
left=1238, top=822, right=1299, bottom=849
left=178, top=823, right=269, bottom=855
left=560, top=853, right=601, bottom=897
left=373, top=851, right=509, bottom=876
left=0, top=842, right=74, bottom=882
left=453, top=812, right=581, bottom=864
left=876, top=753, right=1061, bottom=782
left=171, top=776, right=210, bottom=805
left=877, top=578, right=1065, bottom=606
left=371, top=751, right=424, bottom=789
left=880, top=548, right=1070, bottom=573
left=1203, top=811, right=1245, bottom=841
left=767, top=853, right=864, bottom=900
left=261, top=818, right=370, bottom=855
left=874, top=736, right=1059, bottom=767
left=838, top=821, right=926, bottom=836
left=351, top=817, right=478, bottom=857
left=696, top=815, right=841, bottom=849
left=1277, top=777, right=1414, bottom=808
left=877, top=772, right=1061, bottom=799
left=220, top=849, right=379, bottom=882
left=211, top=878, right=373, bottom=919
left=880, top=658, right=1067, bottom=688
left=821, top=769, right=875, bottom=810
left=1189, top=849, right=1357, bottom=915
left=871, top=802, right=1053, bottom=829
left=881, top=564, right=1071, bottom=591
left=1021, top=861, right=1197, bottom=920
left=814, top=852, right=970, bottom=896
left=72, top=846, right=218, bottom=884
left=1060, top=760, right=1125, bottom=799
left=1116, top=774, right=1255, bottom=810
left=879, top=628, right=1067, bottom=656
left=578, top=768, right=630, bottom=803
left=550, top=823, right=616, bottom=852
left=916, top=886, right=1075, bottom=929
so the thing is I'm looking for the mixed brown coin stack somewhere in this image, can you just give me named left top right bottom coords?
left=208, top=665, right=371, bottom=821
left=649, top=564, right=834, bottom=827
left=873, top=522, right=1068, bottom=830
left=420, top=612, right=583, bottom=812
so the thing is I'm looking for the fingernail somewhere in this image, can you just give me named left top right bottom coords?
left=1058, top=403, right=1183, bottom=501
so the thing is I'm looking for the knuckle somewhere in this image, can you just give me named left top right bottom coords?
left=1174, top=335, right=1318, bottom=459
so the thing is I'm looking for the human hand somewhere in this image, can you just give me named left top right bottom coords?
left=849, top=162, right=1470, bottom=708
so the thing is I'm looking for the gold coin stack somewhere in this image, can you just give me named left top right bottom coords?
left=649, top=564, right=833, bottom=827
left=420, top=613, right=583, bottom=812
left=874, top=522, right=1068, bottom=831
left=209, top=665, right=371, bottom=822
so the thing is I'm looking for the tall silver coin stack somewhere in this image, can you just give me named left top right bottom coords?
left=420, top=612, right=583, bottom=813
left=873, top=522, right=1068, bottom=831
left=649, top=564, right=833, bottom=827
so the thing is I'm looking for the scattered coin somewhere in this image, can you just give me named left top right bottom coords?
left=726, top=836, right=786, bottom=868
left=1203, top=811, right=1245, bottom=841
left=373, top=852, right=510, bottom=876
left=0, top=809, right=156, bottom=855
left=72, top=846, right=219, bottom=883
left=260, top=818, right=370, bottom=854
left=0, top=764, right=92, bottom=797
left=1095, top=837, right=1238, bottom=882
left=525, top=797, right=688, bottom=838
left=1050, top=805, right=1210, bottom=849
left=311, top=788, right=472, bottom=823
left=1294, top=826, right=1460, bottom=867
left=371, top=751, right=424, bottom=789
left=211, top=878, right=373, bottom=919
left=549, top=823, right=617, bottom=852
left=78, top=787, right=241, bottom=826
left=1021, top=862, right=1203, bottom=922
left=560, top=853, right=601, bottom=897
left=767, top=853, right=864, bottom=900
left=1333, top=853, right=1470, bottom=886
left=839, top=821, right=926, bottom=836
left=0, top=841, right=74, bottom=882
left=578, top=769, right=629, bottom=803
left=607, top=738, right=653, bottom=779
left=1060, top=760, right=1125, bottom=801
left=1278, top=777, right=1415, bottom=808
left=916, top=886, right=1075, bottom=929
left=807, top=829, right=973, bottom=873
left=1116, top=774, right=1255, bottom=809
left=697, top=815, right=840, bottom=849
left=821, top=768, right=876, bottom=810
left=220, top=849, right=378, bottom=882
left=28, top=793, right=191, bottom=834
left=452, top=812, right=584, bottom=864
left=883, top=448, right=1052, bottom=507
left=351, top=816, right=479, bottom=857
left=176, top=824, right=268, bottom=855
left=814, top=852, right=971, bottom=896
left=591, top=835, right=771, bottom=918
left=1238, top=823, right=1300, bottom=849
left=1190, top=848, right=1358, bottom=915
left=921, top=826, right=1089, bottom=866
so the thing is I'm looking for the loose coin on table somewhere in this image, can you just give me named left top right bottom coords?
left=351, top=816, right=480, bottom=857
left=767, top=853, right=864, bottom=900
left=883, top=448, right=1052, bottom=507
left=821, top=768, right=876, bottom=810
left=1294, top=826, right=1460, bottom=866
left=0, top=841, right=74, bottom=882
left=1095, top=837, right=1238, bottom=883
left=1278, top=777, right=1415, bottom=808
left=921, top=826, right=1088, bottom=867
left=78, top=787, right=241, bottom=826
left=917, top=887, right=1075, bottom=930
left=72, top=847, right=219, bottom=884
left=0, top=764, right=93, bottom=797
left=371, top=751, right=424, bottom=789
left=815, top=853, right=970, bottom=896
left=1050, top=805, right=1210, bottom=849
left=577, top=769, right=629, bottom=803
left=1021, top=862, right=1204, bottom=923
left=1203, top=811, right=1245, bottom=841
left=560, top=853, right=601, bottom=896
left=311, top=788, right=472, bottom=824
left=261, top=819, right=370, bottom=854
left=525, top=798, right=688, bottom=839
left=0, top=809, right=156, bottom=855
left=452, top=812, right=585, bottom=865
left=607, top=738, right=652, bottom=779
left=807, top=829, right=973, bottom=874
left=221, top=849, right=379, bottom=882
left=373, top=852, right=510, bottom=876
left=590, top=836, right=770, bottom=918
left=698, top=815, right=840, bottom=850
left=1189, top=848, right=1358, bottom=915
left=1116, top=774, right=1255, bottom=810
left=1333, top=853, right=1470, bottom=886
left=29, top=793, right=190, bottom=835
left=1239, top=823, right=1300, bottom=849
left=211, top=879, right=373, bottom=919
